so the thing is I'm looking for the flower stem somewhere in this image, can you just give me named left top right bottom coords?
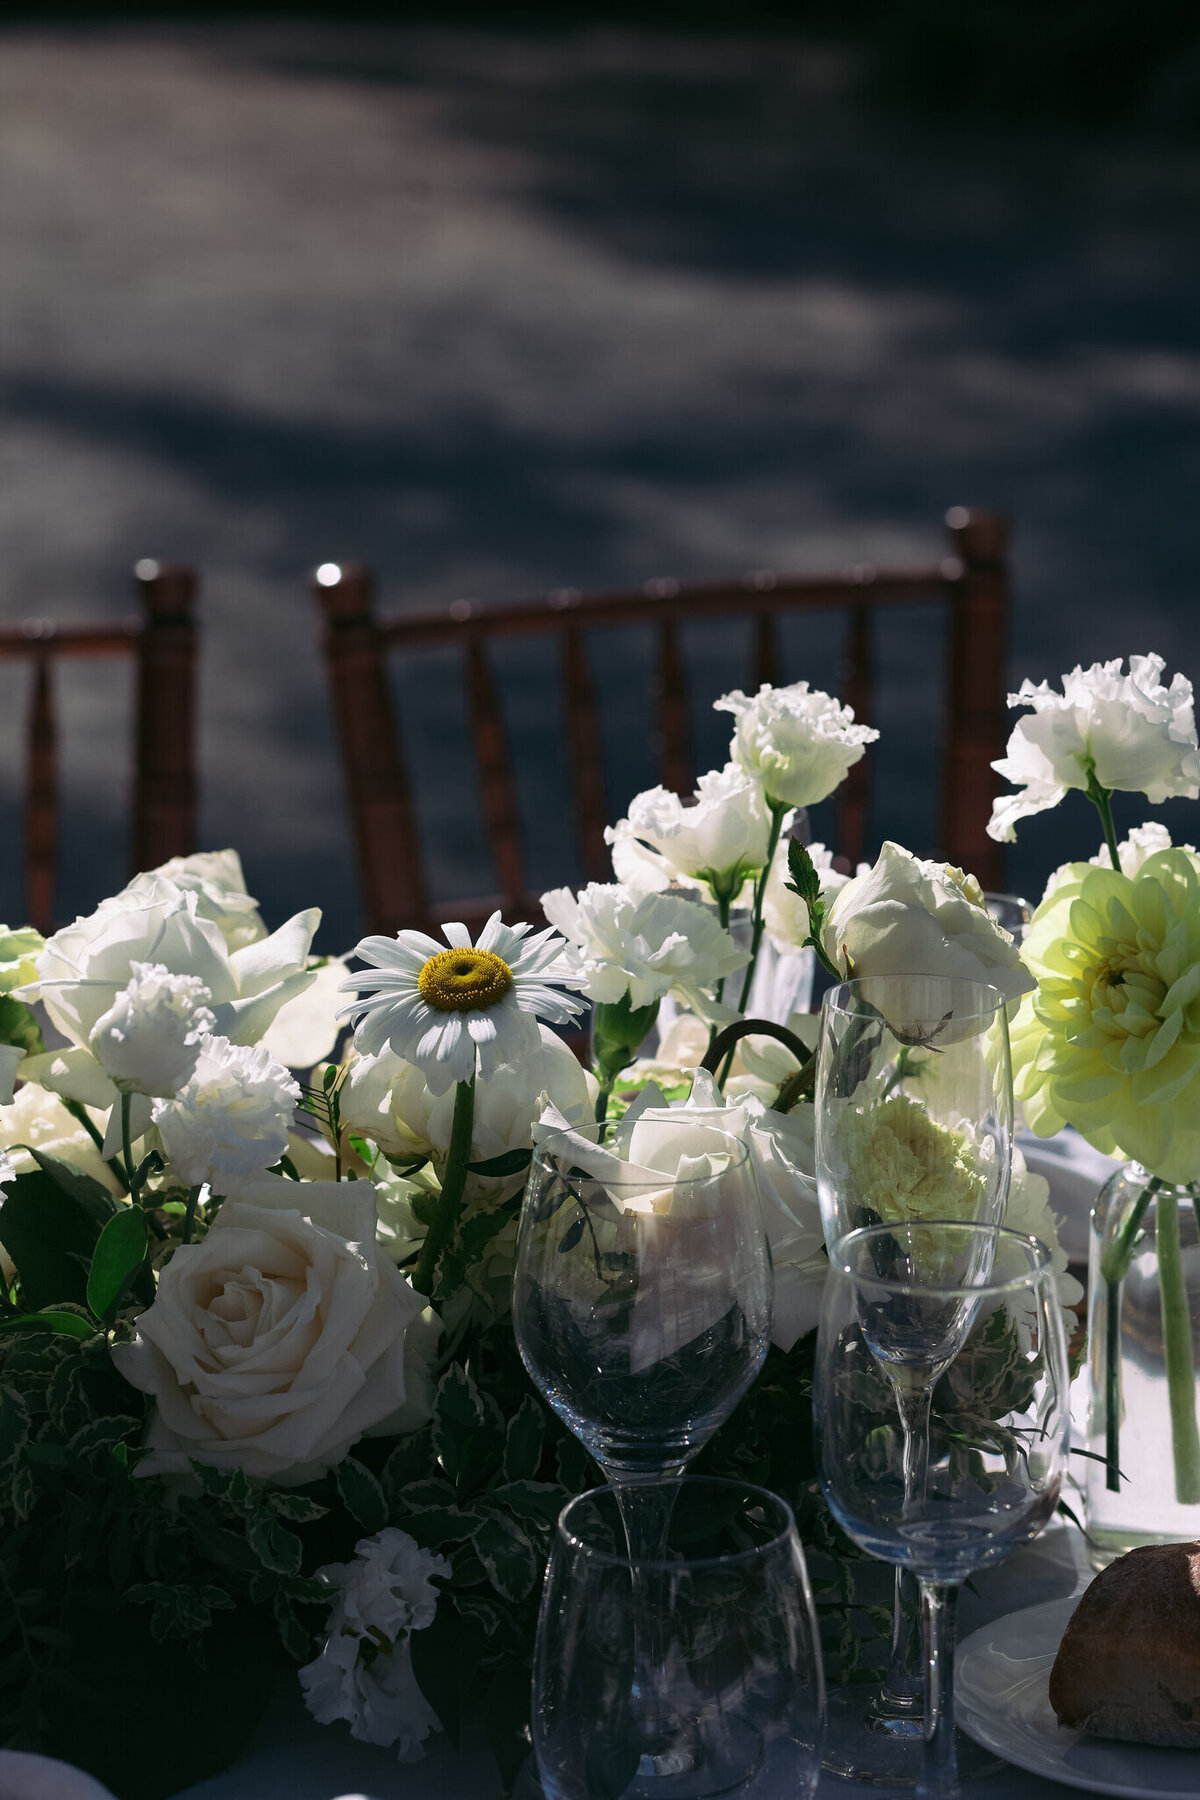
left=121, top=1094, right=139, bottom=1209
left=411, top=1076, right=476, bottom=1296
left=181, top=1184, right=203, bottom=1246
left=1083, top=766, right=1121, bottom=872
left=712, top=888, right=733, bottom=1012
left=1157, top=1189, right=1200, bottom=1505
left=735, top=801, right=787, bottom=1017
left=1101, top=1178, right=1158, bottom=1491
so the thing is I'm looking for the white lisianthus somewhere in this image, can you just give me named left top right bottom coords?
left=762, top=838, right=854, bottom=950
left=608, top=765, right=776, bottom=897
left=299, top=1528, right=449, bottom=1759
left=987, top=654, right=1200, bottom=843
left=540, top=884, right=747, bottom=1010
left=88, top=962, right=215, bottom=1097
left=113, top=1176, right=426, bottom=1479
left=0, top=1082, right=120, bottom=1194
left=342, top=1024, right=596, bottom=1208
left=18, top=887, right=320, bottom=1098
left=820, top=842, right=1033, bottom=1002
left=716, top=681, right=879, bottom=809
left=118, top=851, right=267, bottom=951
left=152, top=1036, right=301, bottom=1196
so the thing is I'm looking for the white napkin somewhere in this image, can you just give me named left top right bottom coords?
left=0, top=1753, right=116, bottom=1800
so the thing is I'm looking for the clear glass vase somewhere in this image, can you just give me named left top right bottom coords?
left=1085, top=1163, right=1200, bottom=1567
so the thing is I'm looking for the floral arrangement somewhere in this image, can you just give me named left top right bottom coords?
left=5, top=645, right=1178, bottom=1798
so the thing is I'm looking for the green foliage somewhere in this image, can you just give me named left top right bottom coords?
left=0, top=993, right=43, bottom=1057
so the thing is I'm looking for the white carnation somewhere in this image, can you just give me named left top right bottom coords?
left=716, top=681, right=878, bottom=809
left=541, top=884, right=746, bottom=1010
left=299, top=1527, right=449, bottom=1760
left=988, top=654, right=1200, bottom=842
left=88, top=962, right=214, bottom=1097
left=152, top=1036, right=301, bottom=1195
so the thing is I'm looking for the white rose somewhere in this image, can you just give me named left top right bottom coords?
left=113, top=1175, right=426, bottom=1480
left=17, top=887, right=319, bottom=1129
left=118, top=851, right=267, bottom=951
left=342, top=1024, right=597, bottom=1207
left=540, top=884, right=747, bottom=1010
left=987, top=654, right=1200, bottom=842
left=0, top=1081, right=120, bottom=1195
left=820, top=841, right=1033, bottom=1002
left=260, top=956, right=349, bottom=1070
left=300, top=1527, right=449, bottom=1759
left=88, top=962, right=215, bottom=1097
left=609, top=765, right=776, bottom=896
left=152, top=1036, right=301, bottom=1196
left=716, top=681, right=879, bottom=809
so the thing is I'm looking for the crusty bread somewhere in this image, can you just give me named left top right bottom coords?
left=1049, top=1542, right=1200, bottom=1747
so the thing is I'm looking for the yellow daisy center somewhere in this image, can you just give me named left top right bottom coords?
left=418, top=947, right=513, bottom=1013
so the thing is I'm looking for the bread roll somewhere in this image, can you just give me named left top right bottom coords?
left=1049, top=1542, right=1200, bottom=1747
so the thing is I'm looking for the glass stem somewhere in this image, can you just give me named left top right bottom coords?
left=918, top=1582, right=961, bottom=1800
left=874, top=1379, right=933, bottom=1717
left=1157, top=1189, right=1200, bottom=1504
left=609, top=1473, right=683, bottom=1731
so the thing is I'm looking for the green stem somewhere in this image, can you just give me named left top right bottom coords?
left=594, top=1080, right=612, bottom=1124
left=1083, top=766, right=1121, bottom=872
left=712, top=888, right=733, bottom=1012
left=1100, top=1184, right=1156, bottom=1286
left=411, top=1077, right=475, bottom=1297
left=121, top=1094, right=139, bottom=1209
left=181, top=1184, right=203, bottom=1246
left=1157, top=1189, right=1200, bottom=1505
left=1105, top=1276, right=1121, bottom=1493
left=735, top=802, right=787, bottom=1017
left=702, top=1017, right=814, bottom=1108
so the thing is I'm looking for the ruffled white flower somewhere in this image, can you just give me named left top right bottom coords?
left=607, top=765, right=776, bottom=897
left=88, top=962, right=215, bottom=1097
left=119, top=851, right=267, bottom=951
left=339, top=913, right=585, bottom=1097
left=987, top=654, right=1200, bottom=842
left=341, top=1023, right=596, bottom=1208
left=540, top=884, right=746, bottom=1010
left=716, top=681, right=879, bottom=809
left=152, top=1036, right=301, bottom=1196
left=299, top=1528, right=449, bottom=1759
left=821, top=841, right=1034, bottom=1003
left=113, top=1175, right=426, bottom=1479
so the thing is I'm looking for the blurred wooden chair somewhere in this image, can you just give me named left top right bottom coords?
left=314, top=508, right=1010, bottom=940
left=0, top=562, right=198, bottom=934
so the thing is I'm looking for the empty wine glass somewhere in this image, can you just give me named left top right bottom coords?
left=814, top=974, right=1013, bottom=1775
left=814, top=1222, right=1070, bottom=1800
left=513, top=1116, right=772, bottom=1558
left=533, top=1475, right=826, bottom=1800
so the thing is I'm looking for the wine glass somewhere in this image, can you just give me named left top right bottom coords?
left=533, top=1475, right=826, bottom=1800
left=513, top=1117, right=772, bottom=1558
left=814, top=973, right=1013, bottom=1776
left=814, top=1222, right=1070, bottom=1800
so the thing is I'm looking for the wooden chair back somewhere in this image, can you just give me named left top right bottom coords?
left=314, top=508, right=1010, bottom=940
left=0, top=563, right=198, bottom=934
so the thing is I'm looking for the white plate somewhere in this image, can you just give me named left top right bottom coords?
left=957, top=1596, right=1200, bottom=1798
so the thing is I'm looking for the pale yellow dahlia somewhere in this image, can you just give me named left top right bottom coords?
left=1012, top=847, right=1200, bottom=1183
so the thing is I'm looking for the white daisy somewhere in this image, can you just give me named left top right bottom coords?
left=339, top=912, right=585, bottom=1096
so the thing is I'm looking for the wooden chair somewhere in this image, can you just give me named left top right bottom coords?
left=0, top=563, right=198, bottom=934
left=314, top=508, right=1010, bottom=940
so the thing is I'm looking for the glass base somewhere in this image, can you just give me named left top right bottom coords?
left=821, top=1680, right=1003, bottom=1788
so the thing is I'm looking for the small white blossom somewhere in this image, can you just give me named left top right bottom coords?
left=987, top=654, right=1200, bottom=842
left=608, top=765, right=776, bottom=896
left=299, top=1528, right=450, bottom=1760
left=88, top=961, right=214, bottom=1097
left=716, top=681, right=878, bottom=809
left=541, top=883, right=747, bottom=1010
left=152, top=1036, right=301, bottom=1195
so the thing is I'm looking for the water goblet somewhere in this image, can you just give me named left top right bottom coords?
left=814, top=974, right=1014, bottom=1775
left=814, top=1221, right=1071, bottom=1800
left=533, top=1475, right=826, bottom=1800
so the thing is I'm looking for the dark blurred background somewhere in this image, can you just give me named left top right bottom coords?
left=1, top=2, right=1197, bottom=949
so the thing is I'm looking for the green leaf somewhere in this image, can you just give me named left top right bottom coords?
left=785, top=838, right=822, bottom=906
left=24, top=1151, right=117, bottom=1226
left=502, top=1396, right=545, bottom=1482
left=0, top=993, right=42, bottom=1057
left=67, top=1414, right=140, bottom=1459
left=433, top=1363, right=503, bottom=1491
left=334, top=1456, right=389, bottom=1533
left=86, top=1205, right=148, bottom=1323
left=0, top=1383, right=30, bottom=1478
left=472, top=1510, right=540, bottom=1604
left=246, top=1512, right=303, bottom=1575
left=466, top=1148, right=533, bottom=1178
left=491, top=1480, right=566, bottom=1534
left=268, top=1492, right=328, bottom=1525
left=0, top=1171, right=103, bottom=1309
left=380, top=1430, right=433, bottom=1507
left=409, top=1599, right=484, bottom=1751
left=0, top=1309, right=95, bottom=1341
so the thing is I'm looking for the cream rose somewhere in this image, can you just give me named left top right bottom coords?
left=820, top=841, right=1033, bottom=1003
left=113, top=1176, right=426, bottom=1480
